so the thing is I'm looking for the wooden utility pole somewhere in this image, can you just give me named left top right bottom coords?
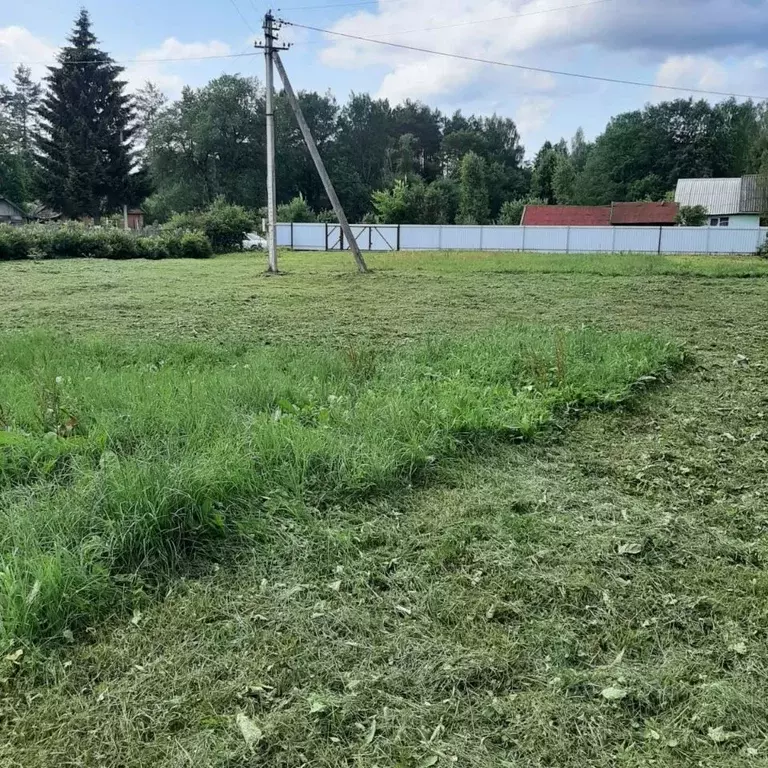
left=257, top=13, right=368, bottom=274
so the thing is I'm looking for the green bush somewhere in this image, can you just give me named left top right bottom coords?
left=175, top=231, right=213, bottom=259
left=164, top=198, right=255, bottom=253
left=0, top=225, right=31, bottom=260
left=756, top=238, right=768, bottom=259
left=0, top=223, right=212, bottom=261
left=277, top=194, right=316, bottom=223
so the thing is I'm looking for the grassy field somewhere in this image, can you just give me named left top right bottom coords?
left=2, top=250, right=768, bottom=767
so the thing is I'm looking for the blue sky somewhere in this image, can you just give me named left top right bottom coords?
left=2, top=1, right=768, bottom=156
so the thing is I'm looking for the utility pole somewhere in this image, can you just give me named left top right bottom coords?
left=273, top=52, right=368, bottom=273
left=256, top=13, right=368, bottom=274
left=255, top=12, right=288, bottom=273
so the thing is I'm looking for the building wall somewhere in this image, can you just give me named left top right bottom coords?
left=708, top=214, right=760, bottom=229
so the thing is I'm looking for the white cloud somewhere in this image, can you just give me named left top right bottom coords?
left=124, top=38, right=232, bottom=96
left=515, top=96, right=554, bottom=137
left=655, top=55, right=728, bottom=92
left=654, top=53, right=768, bottom=100
left=0, top=26, right=56, bottom=79
left=310, top=0, right=768, bottom=142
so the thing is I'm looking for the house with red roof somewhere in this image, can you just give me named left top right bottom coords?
left=521, top=201, right=679, bottom=227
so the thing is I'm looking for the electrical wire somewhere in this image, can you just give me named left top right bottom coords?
left=281, top=19, right=768, bottom=100
left=227, top=0, right=258, bottom=34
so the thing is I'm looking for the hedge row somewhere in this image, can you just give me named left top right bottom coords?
left=0, top=224, right=213, bottom=261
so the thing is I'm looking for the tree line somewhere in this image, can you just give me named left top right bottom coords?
left=3, top=9, right=768, bottom=226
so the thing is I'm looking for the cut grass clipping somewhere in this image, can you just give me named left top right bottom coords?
left=0, top=329, right=681, bottom=646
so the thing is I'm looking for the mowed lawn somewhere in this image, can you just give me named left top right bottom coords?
left=2, top=250, right=768, bottom=767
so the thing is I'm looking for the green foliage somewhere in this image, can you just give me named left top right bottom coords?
left=497, top=197, right=547, bottom=225
left=372, top=179, right=426, bottom=224
left=0, top=327, right=679, bottom=644
left=315, top=209, right=338, bottom=223
left=36, top=10, right=136, bottom=219
left=676, top=204, right=708, bottom=227
left=423, top=178, right=460, bottom=224
left=628, top=173, right=668, bottom=202
left=0, top=223, right=211, bottom=261
left=530, top=143, right=563, bottom=204
left=458, top=152, right=490, bottom=225
left=164, top=198, right=254, bottom=252
left=0, top=224, right=31, bottom=260
left=552, top=156, right=577, bottom=204
left=277, top=194, right=316, bottom=223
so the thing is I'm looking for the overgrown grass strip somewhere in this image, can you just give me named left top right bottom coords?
left=0, top=328, right=682, bottom=645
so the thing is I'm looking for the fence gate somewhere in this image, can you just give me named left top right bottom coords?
left=323, top=224, right=398, bottom=251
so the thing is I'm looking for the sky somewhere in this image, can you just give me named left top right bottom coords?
left=2, top=0, right=768, bottom=156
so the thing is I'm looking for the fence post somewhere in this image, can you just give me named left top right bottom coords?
left=325, top=222, right=328, bottom=251
left=565, top=226, right=570, bottom=254
left=368, top=226, right=372, bottom=251
left=521, top=226, right=526, bottom=252
left=438, top=225, right=443, bottom=250
left=706, top=225, right=711, bottom=255
left=290, top=222, right=294, bottom=250
left=479, top=226, right=484, bottom=251
left=340, top=226, right=345, bottom=251
left=657, top=226, right=662, bottom=255
left=611, top=226, right=616, bottom=253
left=396, top=224, right=401, bottom=251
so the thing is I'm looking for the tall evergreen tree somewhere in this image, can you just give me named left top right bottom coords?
left=36, top=9, right=136, bottom=219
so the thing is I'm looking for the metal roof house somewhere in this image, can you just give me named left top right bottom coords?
left=0, top=197, right=26, bottom=225
left=675, top=176, right=765, bottom=229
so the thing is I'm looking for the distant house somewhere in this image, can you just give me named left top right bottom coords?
left=521, top=201, right=679, bottom=227
left=675, top=176, right=765, bottom=229
left=0, top=197, right=26, bottom=225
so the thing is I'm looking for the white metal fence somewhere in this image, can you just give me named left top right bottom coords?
left=276, top=223, right=768, bottom=255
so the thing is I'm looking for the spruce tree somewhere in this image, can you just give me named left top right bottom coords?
left=36, top=9, right=135, bottom=219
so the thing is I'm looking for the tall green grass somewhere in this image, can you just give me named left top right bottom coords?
left=0, top=329, right=682, bottom=645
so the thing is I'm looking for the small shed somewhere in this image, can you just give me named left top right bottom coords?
left=127, top=208, right=145, bottom=230
left=0, top=197, right=26, bottom=225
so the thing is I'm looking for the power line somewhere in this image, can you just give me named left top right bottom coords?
left=227, top=0, right=258, bottom=34
left=281, top=20, right=768, bottom=101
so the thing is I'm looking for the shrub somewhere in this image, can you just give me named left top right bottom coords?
left=676, top=204, right=708, bottom=227
left=756, top=238, right=768, bottom=259
left=0, top=223, right=211, bottom=261
left=177, top=231, right=213, bottom=259
left=0, top=225, right=31, bottom=260
left=277, top=194, right=316, bottom=223
left=165, top=198, right=255, bottom=253
left=315, top=209, right=337, bottom=224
